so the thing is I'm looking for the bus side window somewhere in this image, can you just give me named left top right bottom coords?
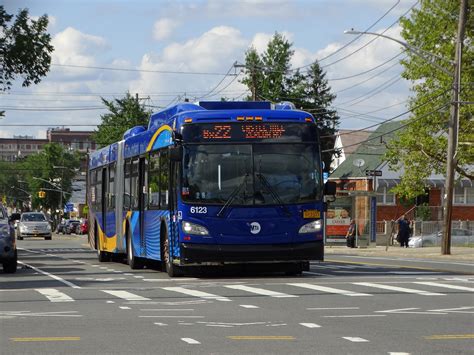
left=124, top=159, right=131, bottom=210
left=160, top=150, right=169, bottom=209
left=131, top=158, right=139, bottom=209
left=148, top=152, right=160, bottom=208
left=96, top=168, right=102, bottom=207
left=109, top=163, right=115, bottom=210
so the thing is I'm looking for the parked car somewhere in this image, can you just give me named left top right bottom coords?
left=0, top=204, right=17, bottom=273
left=65, top=220, right=81, bottom=235
left=409, top=228, right=474, bottom=248
left=78, top=219, right=89, bottom=235
left=17, top=212, right=52, bottom=240
left=56, top=219, right=68, bottom=234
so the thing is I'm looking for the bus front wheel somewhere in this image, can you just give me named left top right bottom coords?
left=163, top=236, right=181, bottom=277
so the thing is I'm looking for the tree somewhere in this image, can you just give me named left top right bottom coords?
left=93, top=92, right=152, bottom=146
left=240, top=33, right=340, bottom=171
left=0, top=6, right=53, bottom=91
left=385, top=0, right=473, bottom=199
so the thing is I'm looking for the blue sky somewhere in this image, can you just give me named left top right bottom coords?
left=1, top=0, right=418, bottom=139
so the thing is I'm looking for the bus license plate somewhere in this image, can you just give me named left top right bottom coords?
left=303, top=210, right=320, bottom=219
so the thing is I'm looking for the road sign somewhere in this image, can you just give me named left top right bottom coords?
left=365, top=169, right=382, bottom=176
left=64, top=203, right=74, bottom=213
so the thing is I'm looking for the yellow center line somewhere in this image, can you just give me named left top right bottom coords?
left=11, top=337, right=81, bottom=342
left=424, top=334, right=474, bottom=340
left=227, top=336, right=295, bottom=340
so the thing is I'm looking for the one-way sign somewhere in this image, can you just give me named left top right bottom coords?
left=366, top=169, right=382, bottom=176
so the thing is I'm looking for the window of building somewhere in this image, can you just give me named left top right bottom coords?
left=376, top=186, right=396, bottom=205
left=454, top=186, right=474, bottom=205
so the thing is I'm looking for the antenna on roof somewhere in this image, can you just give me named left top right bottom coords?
left=353, top=158, right=365, bottom=168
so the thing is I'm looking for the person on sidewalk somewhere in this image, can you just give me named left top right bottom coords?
left=397, top=215, right=411, bottom=248
left=346, top=219, right=356, bottom=248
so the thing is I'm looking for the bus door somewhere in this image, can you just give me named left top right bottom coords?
left=169, top=153, right=179, bottom=258
left=138, top=157, right=147, bottom=257
left=105, top=163, right=116, bottom=241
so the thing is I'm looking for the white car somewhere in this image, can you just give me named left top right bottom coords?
left=409, top=228, right=473, bottom=248
left=17, top=212, right=52, bottom=240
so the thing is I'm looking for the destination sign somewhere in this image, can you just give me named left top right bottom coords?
left=182, top=123, right=317, bottom=143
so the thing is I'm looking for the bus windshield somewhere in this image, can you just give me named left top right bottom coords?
left=182, top=144, right=321, bottom=205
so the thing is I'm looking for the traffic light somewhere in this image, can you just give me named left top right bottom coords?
left=38, top=191, right=46, bottom=198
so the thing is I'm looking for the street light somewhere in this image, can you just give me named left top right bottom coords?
left=344, top=2, right=467, bottom=256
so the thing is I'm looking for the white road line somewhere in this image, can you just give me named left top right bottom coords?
left=134, top=276, right=145, bottom=279
left=154, top=322, right=168, bottom=326
left=307, top=307, right=360, bottom=310
left=388, top=353, right=411, bottom=355
left=162, top=287, right=231, bottom=302
left=300, top=323, right=321, bottom=328
left=140, top=309, right=194, bottom=312
left=303, top=271, right=333, bottom=276
left=18, top=262, right=81, bottom=289
left=35, top=289, right=74, bottom=302
left=119, top=306, right=131, bottom=310
left=225, top=285, right=298, bottom=298
left=342, top=337, right=370, bottom=342
left=240, top=305, right=259, bottom=309
left=181, top=338, right=200, bottom=344
left=354, top=282, right=445, bottom=296
left=325, top=315, right=386, bottom=318
left=413, top=282, right=474, bottom=292
left=101, top=290, right=151, bottom=301
left=140, top=315, right=204, bottom=318
left=288, top=283, right=371, bottom=297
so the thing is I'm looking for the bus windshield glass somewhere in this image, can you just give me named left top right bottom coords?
left=182, top=143, right=321, bottom=205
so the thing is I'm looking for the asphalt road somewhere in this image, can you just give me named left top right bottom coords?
left=1, top=234, right=473, bottom=355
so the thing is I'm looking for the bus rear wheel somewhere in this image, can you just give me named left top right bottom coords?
left=127, top=231, right=144, bottom=270
left=96, top=229, right=110, bottom=262
left=163, top=236, right=181, bottom=277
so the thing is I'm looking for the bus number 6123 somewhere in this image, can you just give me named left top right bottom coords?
left=190, top=206, right=207, bottom=214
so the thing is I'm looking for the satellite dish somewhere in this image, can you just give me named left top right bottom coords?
left=353, top=158, right=365, bottom=168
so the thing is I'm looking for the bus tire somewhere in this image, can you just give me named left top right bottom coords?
left=127, top=228, right=144, bottom=270
left=96, top=224, right=110, bottom=262
left=163, top=233, right=181, bottom=277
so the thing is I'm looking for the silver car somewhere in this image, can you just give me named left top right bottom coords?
left=0, top=204, right=17, bottom=273
left=409, top=228, right=474, bottom=248
left=17, top=212, right=52, bottom=240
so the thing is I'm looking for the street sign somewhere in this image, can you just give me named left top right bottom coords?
left=64, top=203, right=74, bottom=213
left=365, top=169, right=382, bottom=176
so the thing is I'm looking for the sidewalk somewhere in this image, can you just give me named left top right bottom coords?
left=325, top=245, right=474, bottom=262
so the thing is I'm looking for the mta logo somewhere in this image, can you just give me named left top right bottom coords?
left=250, top=222, right=261, bottom=235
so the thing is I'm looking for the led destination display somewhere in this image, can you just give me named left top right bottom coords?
left=182, top=122, right=317, bottom=143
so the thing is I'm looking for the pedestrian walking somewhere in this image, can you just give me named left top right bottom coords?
left=397, top=215, right=411, bottom=248
left=346, top=219, right=356, bottom=248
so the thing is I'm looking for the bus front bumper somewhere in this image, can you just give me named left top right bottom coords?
left=180, top=241, right=323, bottom=264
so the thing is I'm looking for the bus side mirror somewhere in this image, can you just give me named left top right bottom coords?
left=324, top=181, right=336, bottom=196
left=169, top=146, right=183, bottom=162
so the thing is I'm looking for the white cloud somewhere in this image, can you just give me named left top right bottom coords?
left=153, top=18, right=180, bottom=41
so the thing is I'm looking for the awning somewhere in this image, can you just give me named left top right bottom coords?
left=376, top=178, right=473, bottom=189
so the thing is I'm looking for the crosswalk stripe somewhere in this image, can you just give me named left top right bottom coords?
left=162, top=287, right=231, bottom=302
left=413, top=282, right=474, bottom=292
left=300, top=323, right=321, bottom=328
left=288, top=283, right=371, bottom=297
left=225, top=285, right=298, bottom=298
left=35, top=289, right=74, bottom=302
left=101, top=290, right=151, bottom=301
left=342, top=337, right=369, bottom=342
left=353, top=282, right=445, bottom=296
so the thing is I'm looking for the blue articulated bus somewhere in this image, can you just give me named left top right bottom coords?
left=87, top=101, right=336, bottom=276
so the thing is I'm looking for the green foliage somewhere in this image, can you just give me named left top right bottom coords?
left=385, top=0, right=473, bottom=199
left=93, top=92, right=152, bottom=147
left=240, top=33, right=340, bottom=171
left=0, top=6, right=54, bottom=91
left=415, top=203, right=432, bottom=221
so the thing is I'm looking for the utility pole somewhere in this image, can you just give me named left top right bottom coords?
left=234, top=63, right=258, bottom=101
left=442, top=0, right=468, bottom=255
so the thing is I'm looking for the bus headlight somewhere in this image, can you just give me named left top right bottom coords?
left=299, top=220, right=322, bottom=234
left=182, top=221, right=209, bottom=236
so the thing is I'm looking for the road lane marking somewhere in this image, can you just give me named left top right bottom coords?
left=388, top=353, right=411, bottom=355
left=140, top=309, right=194, bottom=312
left=18, top=262, right=81, bottom=289
left=376, top=308, right=447, bottom=315
left=288, top=283, right=371, bottom=297
left=353, top=282, right=445, bottom=296
left=154, top=322, right=168, bottom=326
left=140, top=316, right=204, bottom=318
left=119, top=306, right=131, bottom=310
left=342, top=337, right=370, bottom=342
left=36, top=288, right=74, bottom=302
left=300, top=323, right=321, bottom=328
left=10, top=337, right=80, bottom=342
left=181, top=338, right=200, bottom=344
left=225, top=285, right=297, bottom=298
left=227, top=336, right=295, bottom=340
left=427, top=306, right=474, bottom=313
left=162, top=287, right=231, bottom=302
left=424, top=334, right=474, bottom=340
left=413, top=282, right=474, bottom=292
left=240, top=305, right=259, bottom=309
left=303, top=271, right=333, bottom=276
left=307, top=307, right=360, bottom=310
left=323, top=314, right=385, bottom=318
left=101, top=290, right=151, bottom=301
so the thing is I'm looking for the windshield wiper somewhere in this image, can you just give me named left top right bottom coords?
left=255, top=173, right=291, bottom=217
left=217, top=173, right=249, bottom=217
